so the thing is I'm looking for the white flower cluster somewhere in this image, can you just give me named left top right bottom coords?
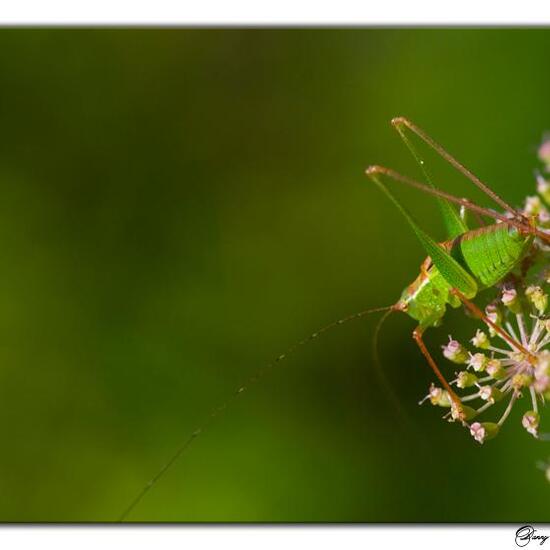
left=422, top=139, right=550, bottom=444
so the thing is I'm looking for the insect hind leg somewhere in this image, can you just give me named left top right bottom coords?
left=391, top=117, right=519, bottom=218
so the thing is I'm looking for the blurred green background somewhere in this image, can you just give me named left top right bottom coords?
left=0, top=28, right=549, bottom=522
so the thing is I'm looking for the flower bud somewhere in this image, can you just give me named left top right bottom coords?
left=524, top=195, right=543, bottom=216
left=428, top=385, right=451, bottom=407
left=485, top=304, right=502, bottom=336
left=537, top=349, right=550, bottom=370
left=512, top=373, right=533, bottom=391
left=451, top=402, right=476, bottom=421
left=486, top=358, right=506, bottom=380
left=535, top=354, right=550, bottom=393
left=456, top=370, right=478, bottom=388
left=501, top=288, right=521, bottom=314
left=470, top=421, right=499, bottom=444
left=537, top=174, right=550, bottom=205
left=539, top=138, right=550, bottom=169
left=479, top=385, right=504, bottom=403
left=471, top=329, right=490, bottom=349
left=522, top=410, right=540, bottom=437
left=526, top=285, right=548, bottom=315
left=534, top=351, right=550, bottom=392
left=468, top=352, right=488, bottom=372
left=511, top=351, right=526, bottom=363
left=534, top=373, right=550, bottom=394
left=538, top=208, right=550, bottom=227
left=442, top=337, right=468, bottom=364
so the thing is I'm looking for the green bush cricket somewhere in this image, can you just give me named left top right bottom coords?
left=367, top=117, right=550, bottom=421
left=119, top=118, right=550, bottom=520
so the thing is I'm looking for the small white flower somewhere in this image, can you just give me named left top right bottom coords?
left=537, top=173, right=550, bottom=194
left=525, top=195, right=543, bottom=216
left=468, top=352, right=488, bottom=372
left=485, top=304, right=501, bottom=323
left=470, top=422, right=499, bottom=443
left=485, top=304, right=502, bottom=336
left=526, top=286, right=548, bottom=314
left=486, top=358, right=505, bottom=379
left=522, top=411, right=540, bottom=438
left=423, top=384, right=451, bottom=408
left=420, top=166, right=550, bottom=445
left=470, top=422, right=486, bottom=444
left=456, top=371, right=478, bottom=389
left=539, top=139, right=550, bottom=169
left=512, top=373, right=533, bottom=391
left=538, top=208, right=550, bottom=226
left=471, top=329, right=490, bottom=349
left=478, top=386, right=502, bottom=403
left=534, top=351, right=550, bottom=392
left=442, top=337, right=468, bottom=364
left=502, top=288, right=517, bottom=307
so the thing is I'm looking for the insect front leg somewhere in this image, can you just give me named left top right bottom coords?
left=412, top=325, right=465, bottom=422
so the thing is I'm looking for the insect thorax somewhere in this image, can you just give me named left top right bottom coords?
left=397, top=263, right=460, bottom=328
left=397, top=224, right=534, bottom=328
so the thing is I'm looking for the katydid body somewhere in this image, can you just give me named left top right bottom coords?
left=397, top=223, right=534, bottom=329
left=367, top=117, right=550, bottom=418
left=120, top=118, right=550, bottom=520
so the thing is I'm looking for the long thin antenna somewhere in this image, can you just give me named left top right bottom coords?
left=118, top=304, right=395, bottom=521
left=371, top=308, right=412, bottom=428
left=392, top=117, right=520, bottom=217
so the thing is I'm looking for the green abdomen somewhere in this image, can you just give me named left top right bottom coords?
left=453, top=224, right=533, bottom=288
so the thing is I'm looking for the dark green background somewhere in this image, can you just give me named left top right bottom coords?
left=0, top=29, right=548, bottom=521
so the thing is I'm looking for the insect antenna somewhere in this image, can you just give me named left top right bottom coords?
left=118, top=304, right=395, bottom=521
left=371, top=308, right=412, bottom=429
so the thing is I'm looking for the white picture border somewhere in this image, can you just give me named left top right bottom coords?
left=0, top=0, right=548, bottom=25
left=0, top=4, right=544, bottom=549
